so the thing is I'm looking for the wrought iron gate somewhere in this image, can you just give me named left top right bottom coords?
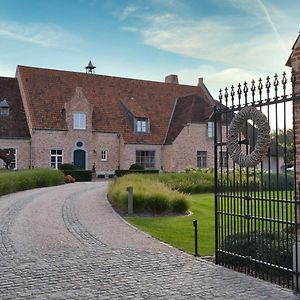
left=214, top=72, right=299, bottom=290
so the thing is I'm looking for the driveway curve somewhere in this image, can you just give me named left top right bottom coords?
left=0, top=182, right=297, bottom=299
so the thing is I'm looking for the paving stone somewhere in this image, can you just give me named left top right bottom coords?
left=0, top=182, right=298, bottom=299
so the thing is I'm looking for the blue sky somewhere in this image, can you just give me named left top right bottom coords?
left=0, top=0, right=299, bottom=98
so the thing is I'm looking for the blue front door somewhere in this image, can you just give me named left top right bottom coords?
left=74, top=149, right=86, bottom=169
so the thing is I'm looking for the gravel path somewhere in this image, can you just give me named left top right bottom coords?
left=0, top=181, right=298, bottom=299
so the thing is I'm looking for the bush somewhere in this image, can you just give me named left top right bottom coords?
left=108, top=174, right=191, bottom=214
left=129, top=163, right=144, bottom=170
left=147, top=169, right=215, bottom=194
left=0, top=169, right=65, bottom=196
left=115, top=169, right=159, bottom=177
left=58, top=163, right=80, bottom=170
left=221, top=230, right=295, bottom=275
left=60, top=170, right=92, bottom=182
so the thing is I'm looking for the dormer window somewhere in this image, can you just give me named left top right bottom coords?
left=73, top=112, right=86, bottom=129
left=135, top=118, right=149, bottom=133
left=0, top=99, right=9, bottom=116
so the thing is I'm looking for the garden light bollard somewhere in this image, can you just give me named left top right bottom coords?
left=127, top=186, right=133, bottom=215
left=193, top=220, right=198, bottom=257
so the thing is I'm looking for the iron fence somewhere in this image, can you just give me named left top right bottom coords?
left=214, top=72, right=300, bottom=290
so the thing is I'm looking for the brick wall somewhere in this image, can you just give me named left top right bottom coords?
left=0, top=138, right=30, bottom=169
left=162, top=123, right=214, bottom=172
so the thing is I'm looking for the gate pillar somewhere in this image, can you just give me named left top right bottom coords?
left=287, top=32, right=300, bottom=293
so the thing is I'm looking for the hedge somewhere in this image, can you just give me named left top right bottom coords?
left=60, top=170, right=92, bottom=182
left=0, top=169, right=65, bottom=196
left=221, top=229, right=294, bottom=275
left=115, top=169, right=159, bottom=177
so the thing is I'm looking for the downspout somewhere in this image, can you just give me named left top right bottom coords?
left=117, top=133, right=121, bottom=170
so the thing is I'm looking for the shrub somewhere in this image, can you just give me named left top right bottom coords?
left=58, top=163, right=80, bottom=170
left=108, top=174, right=190, bottom=214
left=115, top=169, right=159, bottom=177
left=221, top=230, right=294, bottom=275
left=146, top=169, right=215, bottom=194
left=0, top=169, right=65, bottom=196
left=129, top=163, right=144, bottom=170
left=60, top=170, right=92, bottom=182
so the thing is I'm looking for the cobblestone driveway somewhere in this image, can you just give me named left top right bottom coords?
left=0, top=182, right=298, bottom=299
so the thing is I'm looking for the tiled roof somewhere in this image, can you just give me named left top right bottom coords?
left=17, top=65, right=209, bottom=144
left=0, top=77, right=30, bottom=138
left=165, top=94, right=214, bottom=144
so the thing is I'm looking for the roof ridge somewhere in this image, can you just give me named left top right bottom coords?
left=17, top=65, right=200, bottom=88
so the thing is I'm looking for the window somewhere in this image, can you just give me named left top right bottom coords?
left=1, top=148, right=16, bottom=169
left=50, top=149, right=63, bottom=169
left=197, top=151, right=207, bottom=169
left=73, top=112, right=86, bottom=129
left=208, top=122, right=214, bottom=138
left=101, top=150, right=108, bottom=161
left=0, top=107, right=9, bottom=116
left=0, top=99, right=9, bottom=116
left=136, top=119, right=148, bottom=133
left=219, top=151, right=228, bottom=168
left=136, top=150, right=155, bottom=169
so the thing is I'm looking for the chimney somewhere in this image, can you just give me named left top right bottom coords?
left=165, top=74, right=179, bottom=84
left=197, top=77, right=204, bottom=86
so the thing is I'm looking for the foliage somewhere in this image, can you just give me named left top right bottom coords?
left=148, top=169, right=215, bottom=194
left=108, top=174, right=191, bottom=214
left=129, top=163, right=144, bottom=170
left=126, top=193, right=215, bottom=255
left=221, top=229, right=295, bottom=275
left=271, top=128, right=294, bottom=164
left=58, top=163, right=80, bottom=170
left=0, top=169, right=65, bottom=196
left=115, top=169, right=159, bottom=177
left=60, top=170, right=92, bottom=182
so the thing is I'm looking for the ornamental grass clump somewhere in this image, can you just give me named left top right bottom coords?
left=147, top=169, right=215, bottom=194
left=108, top=174, right=191, bottom=215
left=0, top=169, right=65, bottom=196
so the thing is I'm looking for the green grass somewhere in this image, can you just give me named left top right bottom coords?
left=126, top=193, right=215, bottom=256
left=0, top=169, right=65, bottom=196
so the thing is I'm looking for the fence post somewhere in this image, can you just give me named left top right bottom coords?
left=127, top=186, right=133, bottom=215
left=193, top=220, right=198, bottom=257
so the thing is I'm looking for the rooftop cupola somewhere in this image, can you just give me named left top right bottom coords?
left=85, top=60, right=96, bottom=74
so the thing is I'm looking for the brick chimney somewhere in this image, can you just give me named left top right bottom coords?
left=197, top=77, right=204, bottom=86
left=165, top=74, right=179, bottom=84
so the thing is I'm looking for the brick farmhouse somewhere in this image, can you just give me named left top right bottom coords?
left=0, top=64, right=219, bottom=174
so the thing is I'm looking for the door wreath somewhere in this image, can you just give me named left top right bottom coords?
left=227, top=106, right=271, bottom=167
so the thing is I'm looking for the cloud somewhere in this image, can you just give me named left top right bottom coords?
left=0, top=20, right=81, bottom=49
left=121, top=1, right=297, bottom=74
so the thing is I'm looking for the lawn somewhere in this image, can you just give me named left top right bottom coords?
left=126, top=193, right=215, bottom=256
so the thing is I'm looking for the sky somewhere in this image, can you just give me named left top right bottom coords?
left=0, top=0, right=299, bottom=99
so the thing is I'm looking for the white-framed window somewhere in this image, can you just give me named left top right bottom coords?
left=73, top=112, right=86, bottom=129
left=197, top=151, right=207, bottom=169
left=136, top=150, right=155, bottom=169
left=101, top=150, right=108, bottom=161
left=50, top=149, right=63, bottom=169
left=208, top=122, right=214, bottom=138
left=1, top=148, right=16, bottom=169
left=136, top=119, right=148, bottom=133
